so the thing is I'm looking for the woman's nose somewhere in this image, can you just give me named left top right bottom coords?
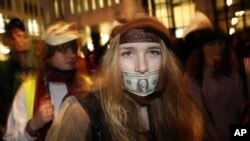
left=135, top=55, right=148, bottom=74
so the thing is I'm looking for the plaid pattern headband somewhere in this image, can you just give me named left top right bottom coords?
left=119, top=28, right=160, bottom=44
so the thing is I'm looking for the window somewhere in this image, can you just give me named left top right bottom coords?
left=70, top=0, right=75, bottom=14
left=173, top=2, right=195, bottom=28
left=155, top=4, right=171, bottom=27
left=24, top=2, right=28, bottom=14
left=54, top=0, right=59, bottom=18
left=91, top=0, right=96, bottom=10
left=6, top=0, right=11, bottom=9
left=99, top=0, right=104, bottom=8
left=84, top=0, right=89, bottom=11
left=0, top=0, right=5, bottom=9
left=246, top=9, right=250, bottom=27
left=153, top=0, right=195, bottom=38
left=77, top=0, right=82, bottom=13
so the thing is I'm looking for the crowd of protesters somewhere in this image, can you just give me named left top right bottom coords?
left=0, top=11, right=250, bottom=141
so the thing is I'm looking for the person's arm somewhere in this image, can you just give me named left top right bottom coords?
left=45, top=96, right=90, bottom=141
left=3, top=85, right=36, bottom=141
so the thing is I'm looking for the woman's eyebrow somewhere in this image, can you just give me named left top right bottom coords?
left=148, top=46, right=161, bottom=49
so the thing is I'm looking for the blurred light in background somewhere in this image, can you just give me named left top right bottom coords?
left=115, top=0, right=120, bottom=4
left=231, top=17, right=238, bottom=25
left=87, top=41, right=94, bottom=52
left=92, top=0, right=96, bottom=10
left=226, top=0, right=232, bottom=6
left=100, top=33, right=109, bottom=46
left=175, top=28, right=184, bottom=38
left=84, top=0, right=89, bottom=11
left=54, top=0, right=60, bottom=18
left=0, top=43, right=10, bottom=61
left=235, top=11, right=245, bottom=16
left=107, top=0, right=111, bottom=6
left=0, top=13, right=5, bottom=33
left=0, top=43, right=10, bottom=54
left=79, top=50, right=85, bottom=58
left=28, top=19, right=39, bottom=36
left=99, top=0, right=104, bottom=8
left=100, top=22, right=112, bottom=46
left=229, top=27, right=235, bottom=35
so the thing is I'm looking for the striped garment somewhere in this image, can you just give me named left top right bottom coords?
left=188, top=65, right=244, bottom=141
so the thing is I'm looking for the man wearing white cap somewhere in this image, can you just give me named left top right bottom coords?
left=3, top=21, right=92, bottom=141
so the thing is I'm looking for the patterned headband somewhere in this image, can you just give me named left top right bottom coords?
left=119, top=28, right=160, bottom=44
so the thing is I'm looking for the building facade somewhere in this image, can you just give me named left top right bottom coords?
left=1, top=0, right=249, bottom=60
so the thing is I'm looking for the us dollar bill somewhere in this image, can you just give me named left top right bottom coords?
left=122, top=70, right=159, bottom=96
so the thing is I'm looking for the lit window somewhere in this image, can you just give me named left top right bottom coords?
left=174, top=3, right=195, bottom=27
left=61, top=1, right=65, bottom=15
left=229, top=27, right=235, bottom=35
left=33, top=19, right=39, bottom=36
left=226, top=0, right=232, bottom=6
left=28, top=19, right=33, bottom=35
left=235, top=11, right=245, bottom=16
left=231, top=17, right=238, bottom=25
left=70, top=0, right=75, bottom=14
left=92, top=0, right=96, bottom=10
left=0, top=13, right=5, bottom=33
left=0, top=42, right=10, bottom=55
left=87, top=41, right=94, bottom=51
left=115, top=0, right=120, bottom=4
left=108, top=0, right=112, bottom=6
left=84, top=0, right=89, bottom=11
left=77, top=0, right=82, bottom=13
left=28, top=19, right=39, bottom=36
left=54, top=0, right=59, bottom=18
left=175, top=28, right=184, bottom=38
left=99, top=0, right=104, bottom=8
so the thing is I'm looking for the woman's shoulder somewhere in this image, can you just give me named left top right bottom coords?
left=46, top=95, right=91, bottom=141
left=61, top=92, right=100, bottom=116
left=55, top=95, right=92, bottom=126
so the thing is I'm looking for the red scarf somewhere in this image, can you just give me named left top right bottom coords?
left=33, top=68, right=78, bottom=141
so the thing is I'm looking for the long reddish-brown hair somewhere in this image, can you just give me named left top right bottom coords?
left=97, top=17, right=219, bottom=141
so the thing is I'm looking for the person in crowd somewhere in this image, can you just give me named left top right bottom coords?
left=45, top=16, right=219, bottom=141
left=184, top=11, right=245, bottom=141
left=3, top=21, right=92, bottom=141
left=230, top=29, right=250, bottom=125
left=0, top=18, right=35, bottom=138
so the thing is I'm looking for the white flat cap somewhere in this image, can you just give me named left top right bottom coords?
left=43, top=21, right=81, bottom=46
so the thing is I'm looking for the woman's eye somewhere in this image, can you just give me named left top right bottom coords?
left=121, top=51, right=132, bottom=57
left=148, top=50, right=161, bottom=56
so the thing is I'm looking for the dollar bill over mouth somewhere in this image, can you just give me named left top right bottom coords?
left=122, top=70, right=159, bottom=96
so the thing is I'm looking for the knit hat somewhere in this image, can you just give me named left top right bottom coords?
left=112, top=17, right=175, bottom=51
left=42, top=21, right=81, bottom=46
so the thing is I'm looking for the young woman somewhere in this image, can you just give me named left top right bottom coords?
left=3, top=21, right=91, bottom=141
left=46, top=17, right=219, bottom=141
